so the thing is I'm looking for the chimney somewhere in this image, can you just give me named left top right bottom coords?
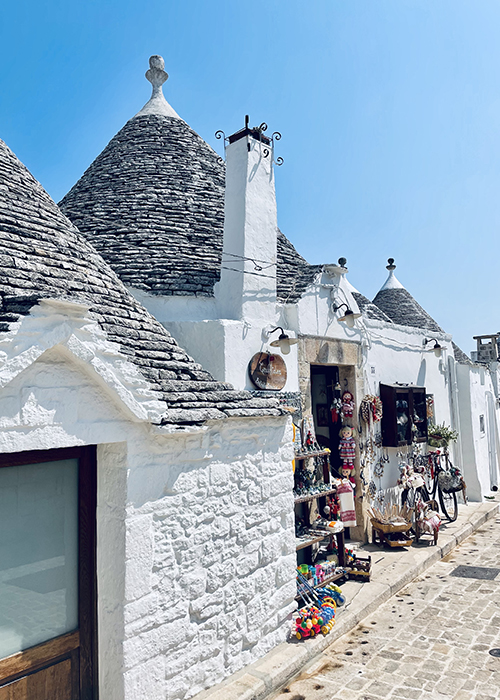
left=217, top=116, right=278, bottom=322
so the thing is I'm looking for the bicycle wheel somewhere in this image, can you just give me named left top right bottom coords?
left=423, top=463, right=435, bottom=497
left=438, top=486, right=458, bottom=522
left=418, top=483, right=431, bottom=503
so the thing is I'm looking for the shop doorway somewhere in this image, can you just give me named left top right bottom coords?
left=0, top=447, right=97, bottom=700
left=310, top=366, right=343, bottom=477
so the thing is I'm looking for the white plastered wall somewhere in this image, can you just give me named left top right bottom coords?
left=0, top=332, right=296, bottom=700
left=165, top=318, right=299, bottom=393
left=456, top=363, right=500, bottom=500
left=360, top=319, right=455, bottom=495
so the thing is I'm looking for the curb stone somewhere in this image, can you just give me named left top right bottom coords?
left=191, top=500, right=499, bottom=700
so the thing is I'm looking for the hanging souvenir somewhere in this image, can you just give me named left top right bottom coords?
left=368, top=480, right=377, bottom=499
left=330, top=382, right=342, bottom=423
left=339, top=425, right=357, bottom=490
left=360, top=395, right=383, bottom=424
left=341, top=462, right=356, bottom=488
left=341, top=391, right=355, bottom=419
left=330, top=397, right=342, bottom=423
left=337, top=479, right=357, bottom=527
left=339, top=425, right=356, bottom=465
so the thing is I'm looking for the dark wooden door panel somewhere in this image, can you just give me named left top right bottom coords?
left=0, top=658, right=72, bottom=700
left=0, top=446, right=97, bottom=700
left=0, top=632, right=79, bottom=682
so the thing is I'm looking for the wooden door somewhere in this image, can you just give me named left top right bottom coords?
left=0, top=447, right=97, bottom=700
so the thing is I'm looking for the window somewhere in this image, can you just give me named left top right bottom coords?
left=380, top=384, right=428, bottom=447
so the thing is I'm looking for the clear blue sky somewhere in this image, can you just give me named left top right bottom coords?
left=1, top=0, right=498, bottom=353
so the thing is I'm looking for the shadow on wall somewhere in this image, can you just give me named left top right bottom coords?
left=417, top=358, right=427, bottom=387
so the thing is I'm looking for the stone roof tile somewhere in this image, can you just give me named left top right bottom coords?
left=0, top=138, right=280, bottom=426
left=372, top=288, right=443, bottom=333
left=351, top=291, right=393, bottom=323
left=452, top=341, right=474, bottom=366
left=372, top=264, right=443, bottom=333
left=59, top=112, right=318, bottom=304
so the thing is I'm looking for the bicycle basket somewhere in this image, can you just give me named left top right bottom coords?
left=438, top=469, right=463, bottom=493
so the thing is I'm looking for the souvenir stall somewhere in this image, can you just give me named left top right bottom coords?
left=292, top=389, right=371, bottom=641
left=364, top=384, right=466, bottom=547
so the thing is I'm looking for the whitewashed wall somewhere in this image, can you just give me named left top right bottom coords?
left=165, top=318, right=300, bottom=394
left=360, top=319, right=455, bottom=495
left=119, top=416, right=295, bottom=700
left=292, top=271, right=361, bottom=340
left=0, top=320, right=296, bottom=699
left=456, top=363, right=500, bottom=500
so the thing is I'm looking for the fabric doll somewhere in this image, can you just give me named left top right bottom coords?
left=339, top=425, right=357, bottom=489
left=341, top=391, right=355, bottom=419
left=341, top=463, right=356, bottom=488
left=339, top=425, right=356, bottom=464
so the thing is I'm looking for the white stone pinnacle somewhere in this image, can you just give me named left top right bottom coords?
left=379, top=260, right=405, bottom=291
left=133, top=55, right=182, bottom=120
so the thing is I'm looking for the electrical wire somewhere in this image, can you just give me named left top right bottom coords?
left=220, top=266, right=276, bottom=280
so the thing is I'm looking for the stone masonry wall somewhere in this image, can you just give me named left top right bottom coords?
left=120, top=416, right=296, bottom=700
left=0, top=345, right=296, bottom=700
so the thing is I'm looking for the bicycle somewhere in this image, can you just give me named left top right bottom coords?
left=423, top=449, right=465, bottom=522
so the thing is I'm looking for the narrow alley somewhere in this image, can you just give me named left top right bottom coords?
left=269, top=514, right=500, bottom=700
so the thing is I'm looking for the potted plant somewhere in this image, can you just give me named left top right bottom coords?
left=427, top=423, right=458, bottom=450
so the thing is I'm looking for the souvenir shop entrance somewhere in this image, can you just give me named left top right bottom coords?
left=310, top=365, right=343, bottom=478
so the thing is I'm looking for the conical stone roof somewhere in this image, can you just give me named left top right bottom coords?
left=59, top=56, right=315, bottom=303
left=372, top=260, right=443, bottom=333
left=0, top=137, right=280, bottom=425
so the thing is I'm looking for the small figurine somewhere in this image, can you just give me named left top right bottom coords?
left=305, top=430, right=315, bottom=451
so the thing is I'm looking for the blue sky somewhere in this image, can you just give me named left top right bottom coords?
left=1, top=0, right=499, bottom=353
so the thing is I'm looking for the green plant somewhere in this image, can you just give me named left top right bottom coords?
left=427, top=423, right=458, bottom=447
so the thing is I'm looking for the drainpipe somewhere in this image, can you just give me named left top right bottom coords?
left=448, top=355, right=464, bottom=470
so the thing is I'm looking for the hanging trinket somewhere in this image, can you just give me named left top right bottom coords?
left=341, top=391, right=355, bottom=419
left=368, top=480, right=377, bottom=498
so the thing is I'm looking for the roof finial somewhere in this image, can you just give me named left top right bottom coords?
left=378, top=257, right=404, bottom=291
left=146, top=55, right=168, bottom=96
left=133, top=55, right=180, bottom=120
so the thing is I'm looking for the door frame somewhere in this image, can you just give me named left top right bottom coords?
left=0, top=446, right=98, bottom=699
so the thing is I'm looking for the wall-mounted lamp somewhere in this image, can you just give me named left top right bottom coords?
left=268, top=326, right=298, bottom=355
left=423, top=338, right=443, bottom=358
left=332, top=302, right=362, bottom=329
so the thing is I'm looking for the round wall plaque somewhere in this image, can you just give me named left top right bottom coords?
left=248, top=352, right=287, bottom=391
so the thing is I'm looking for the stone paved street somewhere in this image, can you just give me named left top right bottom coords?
left=270, top=513, right=500, bottom=700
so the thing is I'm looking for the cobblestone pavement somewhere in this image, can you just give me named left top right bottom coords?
left=270, top=514, right=500, bottom=700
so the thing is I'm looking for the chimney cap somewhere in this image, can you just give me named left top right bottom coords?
left=228, top=114, right=272, bottom=146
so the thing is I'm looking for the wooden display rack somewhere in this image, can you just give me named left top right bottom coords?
left=294, top=449, right=345, bottom=568
left=371, top=523, right=414, bottom=548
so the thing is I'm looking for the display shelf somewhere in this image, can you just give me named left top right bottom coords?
left=294, top=450, right=330, bottom=461
left=314, top=571, right=346, bottom=587
left=294, top=487, right=337, bottom=504
left=295, top=533, right=327, bottom=551
left=295, top=571, right=346, bottom=600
